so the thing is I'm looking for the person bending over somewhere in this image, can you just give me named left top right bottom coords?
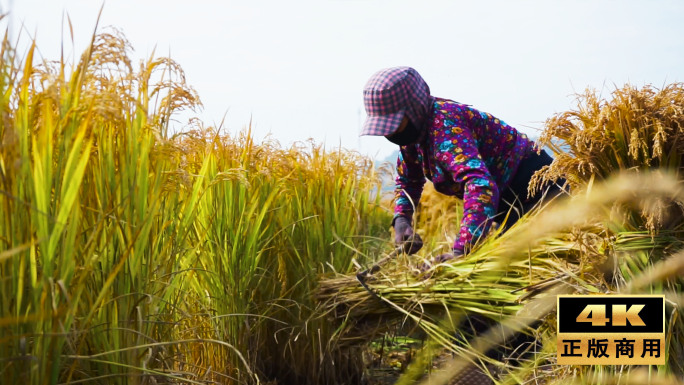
left=360, top=66, right=564, bottom=264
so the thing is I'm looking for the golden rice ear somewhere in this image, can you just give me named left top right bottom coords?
left=534, top=83, right=684, bottom=233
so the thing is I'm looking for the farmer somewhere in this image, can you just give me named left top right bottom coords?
left=361, top=66, right=565, bottom=265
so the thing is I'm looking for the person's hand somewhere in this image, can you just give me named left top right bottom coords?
left=416, top=251, right=464, bottom=274
left=393, top=216, right=423, bottom=254
left=432, top=252, right=462, bottom=264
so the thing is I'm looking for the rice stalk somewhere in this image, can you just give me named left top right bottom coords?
left=374, top=172, right=684, bottom=385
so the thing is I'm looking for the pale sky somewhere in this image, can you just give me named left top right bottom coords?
left=5, top=1, right=684, bottom=160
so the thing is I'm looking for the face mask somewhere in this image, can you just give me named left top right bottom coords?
left=385, top=120, right=422, bottom=146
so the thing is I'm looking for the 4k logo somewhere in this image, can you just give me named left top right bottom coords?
left=576, top=304, right=645, bottom=326
left=557, top=295, right=665, bottom=365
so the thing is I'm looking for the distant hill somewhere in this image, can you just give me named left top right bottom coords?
left=380, top=150, right=399, bottom=165
left=374, top=151, right=398, bottom=194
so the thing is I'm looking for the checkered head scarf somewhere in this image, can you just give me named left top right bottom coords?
left=361, top=66, right=435, bottom=136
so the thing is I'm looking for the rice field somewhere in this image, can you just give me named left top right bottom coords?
left=2, top=25, right=684, bottom=385
left=0, top=28, right=392, bottom=384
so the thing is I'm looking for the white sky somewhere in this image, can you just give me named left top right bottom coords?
left=5, top=0, right=684, bottom=160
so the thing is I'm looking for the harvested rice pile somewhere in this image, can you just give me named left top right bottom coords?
left=318, top=83, right=684, bottom=384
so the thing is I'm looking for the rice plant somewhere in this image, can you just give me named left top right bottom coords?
left=531, top=83, right=684, bottom=233
left=0, top=23, right=391, bottom=385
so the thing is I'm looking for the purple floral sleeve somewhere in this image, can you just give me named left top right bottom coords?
left=393, top=145, right=425, bottom=224
left=434, top=124, right=499, bottom=254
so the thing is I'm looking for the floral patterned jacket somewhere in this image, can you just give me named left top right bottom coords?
left=394, top=98, right=535, bottom=253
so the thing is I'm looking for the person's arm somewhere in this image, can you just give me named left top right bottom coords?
left=393, top=145, right=426, bottom=224
left=434, top=123, right=499, bottom=255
